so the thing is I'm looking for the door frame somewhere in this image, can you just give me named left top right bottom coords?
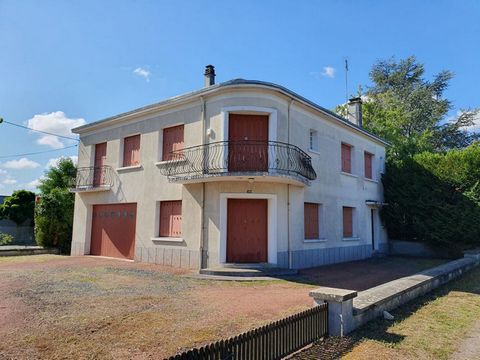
left=219, top=193, right=277, bottom=265
left=221, top=106, right=278, bottom=143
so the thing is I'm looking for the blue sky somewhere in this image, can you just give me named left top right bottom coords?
left=0, top=0, right=479, bottom=195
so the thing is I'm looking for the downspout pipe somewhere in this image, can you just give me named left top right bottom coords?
left=287, top=98, right=294, bottom=269
left=200, top=96, right=207, bottom=269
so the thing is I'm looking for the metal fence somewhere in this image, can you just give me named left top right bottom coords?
left=71, top=165, right=114, bottom=191
left=165, top=303, right=328, bottom=360
left=158, top=140, right=317, bottom=182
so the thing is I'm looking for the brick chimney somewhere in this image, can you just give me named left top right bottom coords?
left=347, top=97, right=363, bottom=127
left=204, top=65, right=215, bottom=87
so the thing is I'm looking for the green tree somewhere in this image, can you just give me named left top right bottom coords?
left=39, top=157, right=77, bottom=193
left=0, top=190, right=36, bottom=243
left=0, top=190, right=35, bottom=226
left=35, top=157, right=77, bottom=253
left=339, top=56, right=479, bottom=157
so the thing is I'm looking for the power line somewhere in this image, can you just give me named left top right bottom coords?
left=0, top=145, right=78, bottom=159
left=0, top=118, right=80, bottom=141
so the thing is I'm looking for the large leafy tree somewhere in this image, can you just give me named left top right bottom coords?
left=0, top=190, right=35, bottom=226
left=343, top=56, right=479, bottom=157
left=35, top=157, right=77, bottom=253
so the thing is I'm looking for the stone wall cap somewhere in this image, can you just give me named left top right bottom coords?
left=309, top=287, right=358, bottom=302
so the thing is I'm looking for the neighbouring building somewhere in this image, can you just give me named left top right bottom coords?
left=70, top=66, right=388, bottom=270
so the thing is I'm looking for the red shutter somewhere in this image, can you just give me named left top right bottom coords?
left=341, top=143, right=352, bottom=173
left=163, top=125, right=185, bottom=161
left=364, top=152, right=373, bottom=179
left=123, top=135, right=140, bottom=167
left=343, top=207, right=353, bottom=237
left=159, top=201, right=182, bottom=237
left=304, top=203, right=319, bottom=239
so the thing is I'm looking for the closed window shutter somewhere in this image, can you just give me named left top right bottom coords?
left=163, top=125, right=184, bottom=161
left=364, top=152, right=373, bottom=179
left=123, top=135, right=140, bottom=167
left=343, top=207, right=353, bottom=237
left=160, top=201, right=182, bottom=237
left=341, top=144, right=352, bottom=173
left=304, top=203, right=319, bottom=239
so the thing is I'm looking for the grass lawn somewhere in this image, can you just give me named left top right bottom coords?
left=334, top=266, right=480, bottom=360
left=294, top=268, right=480, bottom=360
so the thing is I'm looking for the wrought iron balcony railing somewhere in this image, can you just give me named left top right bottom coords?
left=158, top=140, right=317, bottom=183
left=71, top=165, right=114, bottom=191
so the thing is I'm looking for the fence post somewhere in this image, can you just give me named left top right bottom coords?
left=309, top=287, right=357, bottom=337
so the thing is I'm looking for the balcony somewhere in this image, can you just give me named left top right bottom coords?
left=70, top=165, right=114, bottom=192
left=158, top=141, right=317, bottom=185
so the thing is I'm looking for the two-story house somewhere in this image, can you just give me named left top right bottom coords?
left=70, top=65, right=388, bottom=270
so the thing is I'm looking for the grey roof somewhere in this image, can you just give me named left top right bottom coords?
left=73, top=79, right=389, bottom=145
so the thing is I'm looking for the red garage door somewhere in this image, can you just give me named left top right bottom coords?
left=90, top=203, right=137, bottom=259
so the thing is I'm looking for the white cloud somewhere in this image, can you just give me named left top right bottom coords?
left=133, top=67, right=151, bottom=82
left=26, top=111, right=85, bottom=149
left=321, top=66, right=336, bottom=78
left=0, top=169, right=6, bottom=175
left=465, top=111, right=480, bottom=133
left=2, top=177, right=17, bottom=185
left=46, top=155, right=78, bottom=169
left=25, top=178, right=42, bottom=190
left=1, top=157, right=41, bottom=169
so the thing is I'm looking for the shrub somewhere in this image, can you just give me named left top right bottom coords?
left=35, top=188, right=74, bottom=253
left=0, top=232, right=14, bottom=246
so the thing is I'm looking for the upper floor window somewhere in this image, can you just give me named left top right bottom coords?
left=364, top=151, right=373, bottom=179
left=309, top=130, right=319, bottom=152
left=163, top=125, right=184, bottom=161
left=123, top=135, right=140, bottom=167
left=341, top=143, right=352, bottom=173
left=159, top=200, right=182, bottom=237
left=304, top=202, right=320, bottom=239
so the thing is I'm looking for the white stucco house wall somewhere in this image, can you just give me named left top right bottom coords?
left=70, top=66, right=388, bottom=270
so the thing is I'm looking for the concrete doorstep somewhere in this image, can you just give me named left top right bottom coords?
left=310, top=251, right=480, bottom=336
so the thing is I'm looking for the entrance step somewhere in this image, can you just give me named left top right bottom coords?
left=199, top=265, right=298, bottom=277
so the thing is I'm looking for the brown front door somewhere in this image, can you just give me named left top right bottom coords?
left=93, top=142, right=107, bottom=186
left=228, top=114, right=269, bottom=172
left=227, top=199, right=268, bottom=263
left=90, top=203, right=137, bottom=259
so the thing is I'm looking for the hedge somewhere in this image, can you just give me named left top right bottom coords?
left=381, top=143, right=480, bottom=257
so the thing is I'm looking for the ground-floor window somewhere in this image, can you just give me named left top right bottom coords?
left=304, top=203, right=320, bottom=239
left=159, top=200, right=182, bottom=237
left=342, top=206, right=354, bottom=237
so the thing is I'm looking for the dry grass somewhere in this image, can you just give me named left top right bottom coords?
left=0, top=255, right=313, bottom=359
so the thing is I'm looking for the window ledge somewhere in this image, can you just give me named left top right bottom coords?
left=151, top=237, right=184, bottom=243
left=341, top=171, right=358, bottom=178
left=155, top=159, right=187, bottom=166
left=116, top=165, right=143, bottom=172
left=303, top=238, right=328, bottom=243
left=308, top=149, right=321, bottom=155
left=364, top=177, right=378, bottom=184
left=342, top=237, right=361, bottom=241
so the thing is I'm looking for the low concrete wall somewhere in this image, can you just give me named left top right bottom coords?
left=389, top=240, right=440, bottom=258
left=310, top=252, right=480, bottom=336
left=0, top=246, right=60, bottom=257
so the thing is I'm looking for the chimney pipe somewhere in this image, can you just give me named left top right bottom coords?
left=347, top=97, right=363, bottom=127
left=204, top=65, right=215, bottom=87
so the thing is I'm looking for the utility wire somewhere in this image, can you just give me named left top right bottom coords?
left=0, top=119, right=80, bottom=141
left=0, top=144, right=78, bottom=159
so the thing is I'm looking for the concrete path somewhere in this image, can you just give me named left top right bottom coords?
left=450, top=321, right=480, bottom=360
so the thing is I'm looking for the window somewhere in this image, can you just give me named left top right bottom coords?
left=163, top=125, right=184, bottom=161
left=309, top=130, right=319, bottom=152
left=343, top=206, right=354, bottom=238
left=159, top=201, right=182, bottom=237
left=341, top=143, right=352, bottom=173
left=123, top=135, right=140, bottom=167
left=364, top=152, right=373, bottom=179
left=304, top=203, right=319, bottom=239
